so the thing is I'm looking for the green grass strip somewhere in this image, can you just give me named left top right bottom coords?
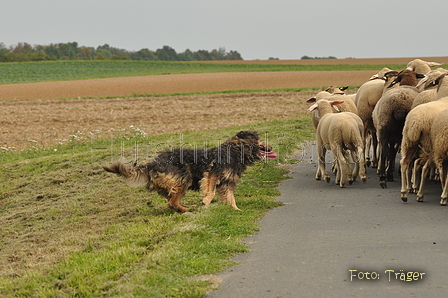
left=0, top=60, right=408, bottom=84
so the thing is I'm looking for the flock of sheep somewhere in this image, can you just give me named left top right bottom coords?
left=306, top=59, right=448, bottom=206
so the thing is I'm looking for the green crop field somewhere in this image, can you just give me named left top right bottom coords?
left=0, top=60, right=408, bottom=84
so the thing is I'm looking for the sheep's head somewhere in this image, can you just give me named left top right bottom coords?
left=369, top=67, right=393, bottom=80
left=387, top=69, right=424, bottom=88
left=307, top=99, right=344, bottom=114
left=420, top=73, right=447, bottom=91
left=306, top=91, right=332, bottom=103
left=324, top=86, right=347, bottom=94
left=416, top=69, right=448, bottom=90
left=406, top=59, right=443, bottom=75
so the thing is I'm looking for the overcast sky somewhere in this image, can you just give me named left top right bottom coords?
left=1, top=0, right=446, bottom=60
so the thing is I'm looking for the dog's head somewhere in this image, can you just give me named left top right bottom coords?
left=233, top=131, right=278, bottom=162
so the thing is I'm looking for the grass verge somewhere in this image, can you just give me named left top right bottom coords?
left=0, top=117, right=314, bottom=297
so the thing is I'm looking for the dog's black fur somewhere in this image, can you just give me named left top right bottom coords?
left=103, top=131, right=273, bottom=212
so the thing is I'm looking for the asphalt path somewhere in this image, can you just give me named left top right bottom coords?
left=205, top=143, right=448, bottom=298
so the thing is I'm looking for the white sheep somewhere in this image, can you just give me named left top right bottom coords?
left=306, top=90, right=334, bottom=129
left=372, top=69, right=422, bottom=188
left=406, top=59, right=443, bottom=76
left=308, top=99, right=366, bottom=187
left=307, top=88, right=358, bottom=129
left=430, top=109, right=448, bottom=205
left=399, top=73, right=448, bottom=202
left=355, top=68, right=397, bottom=168
left=411, top=68, right=448, bottom=109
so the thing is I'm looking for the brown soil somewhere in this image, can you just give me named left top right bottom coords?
left=0, top=70, right=383, bottom=150
left=0, top=70, right=373, bottom=101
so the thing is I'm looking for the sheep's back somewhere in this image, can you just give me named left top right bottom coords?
left=411, top=89, right=437, bottom=109
left=373, top=86, right=420, bottom=128
left=317, top=112, right=363, bottom=146
left=403, top=99, right=448, bottom=148
left=431, top=109, right=448, bottom=160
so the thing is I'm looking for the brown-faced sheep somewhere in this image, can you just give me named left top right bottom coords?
left=399, top=73, right=448, bottom=202
left=372, top=69, right=422, bottom=188
left=308, top=99, right=366, bottom=187
left=430, top=109, right=448, bottom=205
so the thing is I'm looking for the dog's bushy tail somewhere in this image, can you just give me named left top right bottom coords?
left=102, top=162, right=149, bottom=187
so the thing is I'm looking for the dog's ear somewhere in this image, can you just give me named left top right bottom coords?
left=236, top=130, right=259, bottom=140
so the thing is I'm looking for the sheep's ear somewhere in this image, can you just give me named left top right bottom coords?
left=416, top=74, right=425, bottom=79
left=428, top=62, right=443, bottom=68
left=330, top=100, right=344, bottom=106
left=431, top=73, right=447, bottom=89
left=388, top=76, right=400, bottom=88
left=339, top=86, right=349, bottom=91
left=330, top=100, right=344, bottom=113
left=307, top=103, right=318, bottom=112
left=306, top=97, right=317, bottom=103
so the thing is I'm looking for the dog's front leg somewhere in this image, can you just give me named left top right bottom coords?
left=201, top=173, right=218, bottom=206
left=167, top=187, right=188, bottom=212
left=218, top=184, right=241, bottom=211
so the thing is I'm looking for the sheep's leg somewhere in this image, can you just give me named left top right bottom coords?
left=356, top=145, right=367, bottom=183
left=440, top=161, right=448, bottom=206
left=378, top=137, right=389, bottom=188
left=332, top=145, right=347, bottom=188
left=317, top=143, right=330, bottom=183
left=365, top=131, right=372, bottom=168
left=351, top=149, right=359, bottom=182
left=344, top=150, right=353, bottom=186
left=386, top=142, right=398, bottom=182
left=400, top=145, right=419, bottom=202
left=416, top=159, right=431, bottom=202
left=371, top=130, right=378, bottom=168
left=335, top=155, right=341, bottom=185
left=411, top=158, right=422, bottom=193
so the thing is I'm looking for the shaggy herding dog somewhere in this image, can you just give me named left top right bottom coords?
left=102, top=131, right=277, bottom=212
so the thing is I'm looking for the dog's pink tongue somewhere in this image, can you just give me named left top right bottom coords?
left=261, top=150, right=278, bottom=159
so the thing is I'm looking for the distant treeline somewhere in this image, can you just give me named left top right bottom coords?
left=0, top=42, right=244, bottom=62
left=301, top=55, right=337, bottom=60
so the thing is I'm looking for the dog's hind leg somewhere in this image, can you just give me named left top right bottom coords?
left=201, top=173, right=218, bottom=206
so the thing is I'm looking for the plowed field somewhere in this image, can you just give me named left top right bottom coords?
left=0, top=70, right=369, bottom=150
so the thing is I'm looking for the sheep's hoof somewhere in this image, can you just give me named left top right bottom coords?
left=401, top=196, right=408, bottom=202
left=366, top=160, right=371, bottom=167
left=440, top=198, right=447, bottom=206
left=316, top=177, right=321, bottom=180
left=325, top=176, right=330, bottom=183
left=361, top=176, right=367, bottom=183
left=417, top=196, right=424, bottom=202
left=340, top=183, right=346, bottom=188
left=379, top=176, right=387, bottom=188
left=348, top=179, right=354, bottom=185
